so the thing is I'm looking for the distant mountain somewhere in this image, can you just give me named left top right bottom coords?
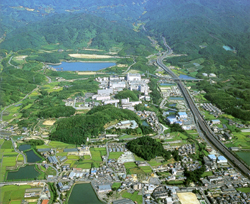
left=0, top=13, right=151, bottom=52
left=141, top=0, right=250, bottom=55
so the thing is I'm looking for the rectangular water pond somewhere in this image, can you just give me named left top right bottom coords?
left=51, top=62, right=116, bottom=71
left=26, top=150, right=42, bottom=163
left=19, top=144, right=31, bottom=151
left=68, top=183, right=104, bottom=204
left=7, top=165, right=40, bottom=180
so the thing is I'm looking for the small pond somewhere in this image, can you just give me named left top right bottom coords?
left=142, top=121, right=150, bottom=127
left=7, top=165, right=39, bottom=180
left=51, top=62, right=116, bottom=71
left=169, top=97, right=184, bottom=100
left=68, top=183, right=104, bottom=204
left=18, top=144, right=31, bottom=151
left=236, top=151, right=250, bottom=166
left=160, top=83, right=175, bottom=86
left=169, top=103, right=177, bottom=107
left=26, top=150, right=42, bottom=163
left=223, top=45, right=235, bottom=51
left=179, top=74, right=196, bottom=80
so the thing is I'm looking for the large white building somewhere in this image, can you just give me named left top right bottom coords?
left=98, top=88, right=113, bottom=95
left=127, top=73, right=141, bottom=81
left=178, top=112, right=188, bottom=119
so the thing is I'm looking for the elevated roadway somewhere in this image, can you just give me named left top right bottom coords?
left=156, top=46, right=250, bottom=177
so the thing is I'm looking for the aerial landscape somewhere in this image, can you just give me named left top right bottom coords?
left=1, top=0, right=250, bottom=204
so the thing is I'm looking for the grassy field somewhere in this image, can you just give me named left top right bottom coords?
left=0, top=139, right=5, bottom=146
left=133, top=155, right=145, bottom=161
left=236, top=187, right=250, bottom=193
left=2, top=157, right=16, bottom=167
left=108, top=152, right=123, bottom=159
left=112, top=182, right=121, bottom=189
left=140, top=166, right=152, bottom=173
left=201, top=171, right=213, bottom=177
left=0, top=185, right=32, bottom=204
left=1, top=141, right=13, bottom=149
left=76, top=162, right=92, bottom=169
left=124, top=162, right=145, bottom=174
left=148, top=159, right=162, bottom=167
left=83, top=155, right=91, bottom=159
left=121, top=191, right=142, bottom=204
left=90, top=148, right=103, bottom=162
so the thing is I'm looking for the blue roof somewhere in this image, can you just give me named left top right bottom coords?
left=178, top=112, right=187, bottom=115
left=218, top=156, right=227, bottom=161
left=175, top=121, right=182, bottom=124
left=208, top=154, right=216, bottom=160
left=167, top=115, right=176, bottom=119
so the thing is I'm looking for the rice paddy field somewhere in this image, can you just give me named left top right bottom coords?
left=108, top=152, right=123, bottom=159
left=121, top=191, right=142, bottom=204
left=0, top=185, right=33, bottom=204
left=0, top=140, right=19, bottom=182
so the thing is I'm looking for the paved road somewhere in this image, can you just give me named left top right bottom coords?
left=11, top=138, right=27, bottom=164
left=156, top=40, right=250, bottom=177
left=123, top=58, right=136, bottom=74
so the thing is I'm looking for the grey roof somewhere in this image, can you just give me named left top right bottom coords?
left=99, top=184, right=111, bottom=191
left=63, top=148, right=78, bottom=152
left=37, top=148, right=51, bottom=152
left=113, top=199, right=134, bottom=204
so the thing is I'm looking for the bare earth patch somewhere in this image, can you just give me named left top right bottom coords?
left=69, top=54, right=115, bottom=59
left=177, top=193, right=200, bottom=204
left=77, top=71, right=97, bottom=75
left=14, top=55, right=28, bottom=60
left=43, top=120, right=56, bottom=126
left=117, top=64, right=127, bottom=67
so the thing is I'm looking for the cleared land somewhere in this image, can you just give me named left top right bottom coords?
left=177, top=192, right=200, bottom=204
left=108, top=152, right=123, bottom=159
left=78, top=72, right=97, bottom=75
left=69, top=54, right=115, bottom=59
left=43, top=120, right=56, bottom=126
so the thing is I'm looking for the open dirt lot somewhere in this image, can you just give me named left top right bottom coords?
left=177, top=193, right=200, bottom=204
left=43, top=120, right=56, bottom=126
left=77, top=71, right=97, bottom=75
left=69, top=54, right=115, bottom=59
left=14, top=55, right=28, bottom=60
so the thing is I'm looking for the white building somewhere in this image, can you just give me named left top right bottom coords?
left=96, top=95, right=111, bottom=101
left=127, top=73, right=141, bottom=81
left=109, top=81, right=126, bottom=89
left=217, top=156, right=227, bottom=164
left=104, top=99, right=119, bottom=105
left=98, top=88, right=113, bottom=95
left=202, top=73, right=208, bottom=77
left=209, top=73, right=217, bottom=77
left=178, top=112, right=188, bottom=119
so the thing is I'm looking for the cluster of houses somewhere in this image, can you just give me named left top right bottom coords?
left=136, top=110, right=160, bottom=132
left=202, top=103, right=222, bottom=116
left=166, top=111, right=196, bottom=130
left=152, top=186, right=179, bottom=204
left=177, top=144, right=196, bottom=155
left=108, top=144, right=126, bottom=153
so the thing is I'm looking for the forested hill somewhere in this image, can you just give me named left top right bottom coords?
left=141, top=0, right=250, bottom=55
left=0, top=13, right=151, bottom=52
left=0, top=0, right=146, bottom=35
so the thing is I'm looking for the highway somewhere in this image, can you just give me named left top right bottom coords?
left=156, top=42, right=250, bottom=177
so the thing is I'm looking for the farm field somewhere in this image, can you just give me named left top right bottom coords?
left=121, top=191, right=142, bottom=204
left=108, top=152, right=123, bottom=159
left=124, top=162, right=144, bottom=174
left=0, top=185, right=32, bottom=204
left=139, top=166, right=152, bottom=173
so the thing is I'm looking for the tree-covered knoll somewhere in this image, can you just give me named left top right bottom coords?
left=50, top=105, right=141, bottom=144
left=0, top=61, right=46, bottom=106
left=126, top=136, right=171, bottom=161
left=1, top=13, right=152, bottom=53
left=114, top=90, right=139, bottom=101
